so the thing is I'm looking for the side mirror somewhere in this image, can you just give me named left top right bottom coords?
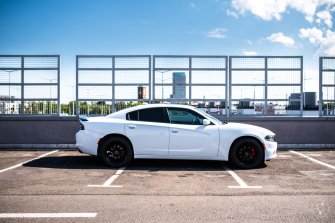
left=203, top=119, right=211, bottom=126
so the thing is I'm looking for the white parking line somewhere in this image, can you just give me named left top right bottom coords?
left=0, top=150, right=59, bottom=174
left=0, top=213, right=97, bottom=218
left=223, top=166, right=262, bottom=189
left=88, top=166, right=126, bottom=188
left=289, top=150, right=335, bottom=170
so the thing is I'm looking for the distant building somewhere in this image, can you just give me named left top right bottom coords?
left=138, top=86, right=147, bottom=99
left=217, top=101, right=226, bottom=108
left=238, top=100, right=252, bottom=108
left=303, top=92, right=316, bottom=107
left=287, top=92, right=317, bottom=110
left=288, top=93, right=301, bottom=107
left=170, top=72, right=186, bottom=99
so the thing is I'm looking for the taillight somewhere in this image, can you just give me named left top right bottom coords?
left=80, top=123, right=85, bottom=130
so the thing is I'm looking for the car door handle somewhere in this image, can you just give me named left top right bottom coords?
left=171, top=130, right=178, bottom=133
left=128, top=125, right=136, bottom=129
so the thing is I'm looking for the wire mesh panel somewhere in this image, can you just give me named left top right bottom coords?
left=76, top=55, right=151, bottom=116
left=320, top=57, right=335, bottom=116
left=153, top=56, right=228, bottom=116
left=229, top=56, right=303, bottom=116
left=0, top=55, right=60, bottom=116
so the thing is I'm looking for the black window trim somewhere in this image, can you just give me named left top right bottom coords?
left=126, top=106, right=213, bottom=125
left=126, top=107, right=169, bottom=123
left=166, top=107, right=212, bottom=125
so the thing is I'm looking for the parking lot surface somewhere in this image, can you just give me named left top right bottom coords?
left=0, top=150, right=334, bottom=222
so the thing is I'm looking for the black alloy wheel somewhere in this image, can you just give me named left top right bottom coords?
left=106, top=143, right=127, bottom=162
left=100, top=137, right=133, bottom=167
left=229, top=138, right=264, bottom=169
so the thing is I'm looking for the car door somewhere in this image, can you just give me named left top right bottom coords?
left=167, top=107, right=220, bottom=157
left=125, top=107, right=170, bottom=156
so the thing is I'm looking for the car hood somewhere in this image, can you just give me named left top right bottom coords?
left=221, top=122, right=275, bottom=136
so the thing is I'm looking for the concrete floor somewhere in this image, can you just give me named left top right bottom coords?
left=0, top=150, right=334, bottom=223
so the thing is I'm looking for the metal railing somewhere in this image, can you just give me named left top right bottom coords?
left=76, top=55, right=151, bottom=116
left=0, top=55, right=60, bottom=116
left=153, top=55, right=228, bottom=115
left=319, top=57, right=335, bottom=116
left=0, top=54, right=333, bottom=118
left=229, top=56, right=303, bottom=116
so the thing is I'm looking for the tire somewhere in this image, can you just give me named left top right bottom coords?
left=229, top=138, right=264, bottom=169
left=100, top=137, right=133, bottom=167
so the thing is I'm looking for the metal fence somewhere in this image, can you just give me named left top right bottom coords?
left=153, top=55, right=228, bottom=115
left=319, top=57, right=335, bottom=116
left=0, top=55, right=60, bottom=115
left=76, top=55, right=151, bottom=116
left=1, top=55, right=333, bottom=118
left=229, top=56, right=303, bottom=116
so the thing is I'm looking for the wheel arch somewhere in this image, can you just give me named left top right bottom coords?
left=97, top=133, right=134, bottom=157
left=228, top=135, right=265, bottom=162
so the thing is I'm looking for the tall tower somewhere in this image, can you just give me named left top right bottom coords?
left=171, top=72, right=186, bottom=99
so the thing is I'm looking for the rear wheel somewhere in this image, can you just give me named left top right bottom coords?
left=229, top=138, right=264, bottom=169
left=100, top=137, right=133, bottom=167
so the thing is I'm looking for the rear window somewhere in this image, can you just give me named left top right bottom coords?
left=127, top=108, right=168, bottom=123
left=127, top=111, right=138, bottom=121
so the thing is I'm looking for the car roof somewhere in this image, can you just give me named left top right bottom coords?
left=107, top=103, right=197, bottom=118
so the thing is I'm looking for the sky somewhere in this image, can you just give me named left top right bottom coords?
left=0, top=0, right=334, bottom=103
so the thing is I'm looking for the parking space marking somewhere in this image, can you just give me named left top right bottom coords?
left=289, top=150, right=335, bottom=170
left=0, top=213, right=97, bottom=218
left=88, top=166, right=126, bottom=188
left=223, top=166, right=262, bottom=189
left=0, top=150, right=59, bottom=174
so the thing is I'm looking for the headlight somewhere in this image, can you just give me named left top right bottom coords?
left=265, top=135, right=275, bottom=142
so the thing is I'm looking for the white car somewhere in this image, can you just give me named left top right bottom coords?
left=76, top=104, right=277, bottom=169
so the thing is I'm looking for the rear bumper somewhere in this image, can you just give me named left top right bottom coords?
left=75, top=130, right=100, bottom=156
left=264, top=141, right=277, bottom=160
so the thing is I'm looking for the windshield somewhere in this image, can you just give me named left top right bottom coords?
left=195, top=108, right=224, bottom=125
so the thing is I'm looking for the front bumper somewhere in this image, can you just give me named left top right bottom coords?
left=264, top=141, right=277, bottom=160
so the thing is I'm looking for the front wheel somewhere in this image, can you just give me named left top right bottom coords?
left=229, top=138, right=264, bottom=169
left=100, top=137, right=133, bottom=167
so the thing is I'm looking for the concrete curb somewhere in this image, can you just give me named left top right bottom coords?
left=0, top=144, right=335, bottom=150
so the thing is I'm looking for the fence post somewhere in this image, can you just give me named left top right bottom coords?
left=76, top=56, right=79, bottom=117
left=112, top=56, right=115, bottom=112
left=20, top=56, right=24, bottom=115
left=57, top=55, right=61, bottom=116
left=228, top=56, right=232, bottom=118
left=189, top=57, right=192, bottom=105
left=300, top=56, right=304, bottom=116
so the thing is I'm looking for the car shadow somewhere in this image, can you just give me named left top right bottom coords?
left=23, top=155, right=109, bottom=170
left=23, top=155, right=267, bottom=171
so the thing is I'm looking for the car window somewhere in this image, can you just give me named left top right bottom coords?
left=127, top=108, right=168, bottom=123
left=127, top=110, right=138, bottom=121
left=167, top=108, right=206, bottom=125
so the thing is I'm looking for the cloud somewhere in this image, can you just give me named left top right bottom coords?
left=316, top=10, right=332, bottom=27
left=299, top=28, right=335, bottom=56
left=243, top=51, right=258, bottom=56
left=228, top=0, right=335, bottom=55
left=320, top=30, right=335, bottom=56
left=299, top=27, right=323, bottom=45
left=267, top=32, right=295, bottom=47
left=190, top=2, right=198, bottom=11
left=245, top=39, right=253, bottom=45
left=231, top=0, right=334, bottom=23
left=232, top=0, right=286, bottom=21
left=227, top=9, right=239, bottom=18
left=206, top=28, right=227, bottom=39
